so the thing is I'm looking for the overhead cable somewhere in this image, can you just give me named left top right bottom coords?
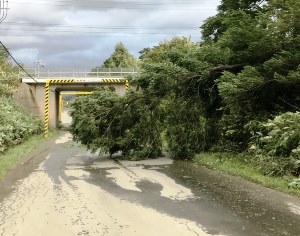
left=0, top=41, right=57, bottom=94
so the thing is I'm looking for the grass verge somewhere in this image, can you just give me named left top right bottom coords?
left=0, top=131, right=59, bottom=179
left=193, top=152, right=300, bottom=197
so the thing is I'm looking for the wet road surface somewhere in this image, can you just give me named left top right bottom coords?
left=0, top=132, right=299, bottom=236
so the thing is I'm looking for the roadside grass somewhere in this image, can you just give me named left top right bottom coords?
left=193, top=152, right=300, bottom=197
left=0, top=131, right=59, bottom=179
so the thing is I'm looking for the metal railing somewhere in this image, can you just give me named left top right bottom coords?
left=20, top=68, right=137, bottom=78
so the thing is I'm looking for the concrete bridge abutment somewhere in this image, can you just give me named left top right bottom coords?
left=14, top=79, right=129, bottom=129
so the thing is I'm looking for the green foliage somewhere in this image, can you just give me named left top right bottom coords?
left=0, top=47, right=40, bottom=154
left=0, top=84, right=13, bottom=97
left=289, top=178, right=300, bottom=189
left=218, top=67, right=265, bottom=113
left=70, top=0, right=300, bottom=183
left=0, top=46, right=19, bottom=96
left=164, top=98, right=210, bottom=159
left=213, top=0, right=300, bottom=153
left=258, top=112, right=300, bottom=157
left=0, top=134, right=46, bottom=179
left=134, top=37, right=221, bottom=158
left=69, top=89, right=122, bottom=153
left=69, top=88, right=163, bottom=160
left=218, top=12, right=280, bottom=64
left=201, top=0, right=267, bottom=42
left=247, top=112, right=300, bottom=176
left=118, top=93, right=163, bottom=160
left=193, top=152, right=300, bottom=197
left=0, top=97, right=43, bottom=153
left=92, top=42, right=138, bottom=71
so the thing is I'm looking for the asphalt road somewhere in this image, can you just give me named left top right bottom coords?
left=0, top=132, right=299, bottom=236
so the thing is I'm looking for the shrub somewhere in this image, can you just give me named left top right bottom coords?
left=0, top=97, right=42, bottom=153
left=248, top=112, right=300, bottom=176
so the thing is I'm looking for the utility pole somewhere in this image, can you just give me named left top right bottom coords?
left=35, top=59, right=46, bottom=77
left=0, top=0, right=8, bottom=23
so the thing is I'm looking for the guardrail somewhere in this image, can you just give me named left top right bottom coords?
left=20, top=68, right=138, bottom=78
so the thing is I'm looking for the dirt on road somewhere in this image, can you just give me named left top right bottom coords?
left=0, top=132, right=299, bottom=236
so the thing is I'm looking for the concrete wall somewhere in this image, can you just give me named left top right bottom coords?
left=13, top=83, right=46, bottom=119
left=14, top=82, right=127, bottom=128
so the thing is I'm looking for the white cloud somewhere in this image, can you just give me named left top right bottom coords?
left=1, top=0, right=221, bottom=68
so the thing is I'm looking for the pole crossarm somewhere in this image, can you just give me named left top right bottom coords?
left=0, top=0, right=8, bottom=23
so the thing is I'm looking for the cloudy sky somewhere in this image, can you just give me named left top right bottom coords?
left=0, top=0, right=221, bottom=69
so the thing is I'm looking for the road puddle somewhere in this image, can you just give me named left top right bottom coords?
left=1, top=133, right=299, bottom=236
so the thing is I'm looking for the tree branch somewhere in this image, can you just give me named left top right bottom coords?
left=210, top=63, right=247, bottom=73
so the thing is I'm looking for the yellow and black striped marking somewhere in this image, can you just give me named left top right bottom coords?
left=101, top=78, right=125, bottom=83
left=44, top=79, right=75, bottom=138
left=49, top=79, right=75, bottom=84
left=44, top=81, right=50, bottom=138
left=125, top=80, right=129, bottom=91
left=43, top=78, right=129, bottom=138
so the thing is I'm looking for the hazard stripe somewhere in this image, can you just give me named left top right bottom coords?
left=101, top=79, right=124, bottom=83
left=125, top=80, right=129, bottom=92
left=43, top=78, right=127, bottom=138
left=49, top=79, right=75, bottom=83
left=44, top=81, right=50, bottom=138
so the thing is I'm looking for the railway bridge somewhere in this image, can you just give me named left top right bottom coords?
left=14, top=68, right=137, bottom=137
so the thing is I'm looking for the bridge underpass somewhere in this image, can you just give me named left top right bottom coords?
left=58, top=91, right=94, bottom=128
left=14, top=68, right=136, bottom=137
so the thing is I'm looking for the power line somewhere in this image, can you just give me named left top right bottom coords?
left=3, top=26, right=199, bottom=31
left=0, top=41, right=57, bottom=94
left=11, top=0, right=214, bottom=4
left=1, top=21, right=201, bottom=38
left=0, top=34, right=200, bottom=38
left=0, top=22, right=200, bottom=38
left=9, top=1, right=216, bottom=6
left=0, top=24, right=200, bottom=37
left=2, top=22, right=200, bottom=29
left=9, top=1, right=217, bottom=10
left=0, top=29, right=199, bottom=34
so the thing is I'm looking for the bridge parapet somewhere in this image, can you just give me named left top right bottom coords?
left=20, top=68, right=137, bottom=80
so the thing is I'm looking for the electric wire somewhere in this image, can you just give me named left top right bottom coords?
left=2, top=22, right=200, bottom=29
left=1, top=28, right=199, bottom=33
left=1, top=1, right=209, bottom=37
left=11, top=0, right=213, bottom=4
left=9, top=1, right=215, bottom=6
left=0, top=41, right=57, bottom=94
left=0, top=22, right=200, bottom=37
left=9, top=1, right=217, bottom=10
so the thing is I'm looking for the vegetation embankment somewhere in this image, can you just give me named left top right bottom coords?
left=193, top=152, right=300, bottom=197
left=69, top=0, right=299, bottom=193
left=0, top=132, right=56, bottom=179
left=0, top=97, right=43, bottom=153
left=0, top=45, right=44, bottom=178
